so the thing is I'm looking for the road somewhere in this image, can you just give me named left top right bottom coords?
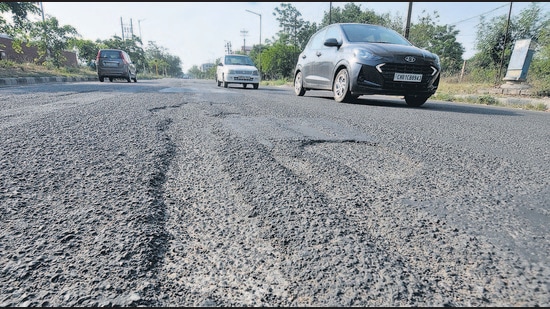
left=0, top=78, right=549, bottom=306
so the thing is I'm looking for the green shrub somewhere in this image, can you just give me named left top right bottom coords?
left=477, top=95, right=498, bottom=105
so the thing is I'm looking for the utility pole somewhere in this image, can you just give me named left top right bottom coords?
left=329, top=2, right=332, bottom=24
left=120, top=17, right=124, bottom=40
left=240, top=29, right=248, bottom=54
left=496, top=2, right=513, bottom=85
left=404, top=2, right=413, bottom=39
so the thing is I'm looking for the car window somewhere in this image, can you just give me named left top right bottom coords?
left=341, top=24, right=411, bottom=46
left=225, top=55, right=255, bottom=66
left=100, top=50, right=121, bottom=59
left=307, top=28, right=327, bottom=50
left=324, top=25, right=341, bottom=43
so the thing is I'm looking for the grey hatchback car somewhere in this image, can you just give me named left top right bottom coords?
left=293, top=23, right=440, bottom=106
left=96, top=49, right=137, bottom=83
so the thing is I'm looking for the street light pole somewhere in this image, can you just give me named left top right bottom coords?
left=138, top=19, right=146, bottom=73
left=245, top=9, right=262, bottom=74
left=138, top=19, right=146, bottom=45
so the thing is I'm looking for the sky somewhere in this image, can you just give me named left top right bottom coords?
left=36, top=2, right=549, bottom=72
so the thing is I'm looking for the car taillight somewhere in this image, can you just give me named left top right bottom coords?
left=120, top=51, right=128, bottom=64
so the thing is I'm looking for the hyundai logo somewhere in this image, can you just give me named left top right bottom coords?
left=404, top=56, right=416, bottom=63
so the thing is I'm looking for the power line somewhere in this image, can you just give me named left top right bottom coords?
left=449, top=3, right=510, bottom=26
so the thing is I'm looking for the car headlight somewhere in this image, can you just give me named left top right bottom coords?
left=228, top=69, right=237, bottom=74
left=252, top=70, right=258, bottom=76
left=354, top=48, right=382, bottom=62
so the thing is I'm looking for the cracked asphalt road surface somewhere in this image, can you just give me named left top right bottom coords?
left=1, top=79, right=549, bottom=306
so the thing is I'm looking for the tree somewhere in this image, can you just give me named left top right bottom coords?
left=70, top=38, right=101, bottom=66
left=474, top=2, right=550, bottom=70
left=144, top=41, right=182, bottom=77
left=273, top=3, right=306, bottom=49
left=321, top=3, right=386, bottom=26
left=28, top=16, right=79, bottom=67
left=261, top=41, right=296, bottom=80
left=0, top=2, right=40, bottom=36
left=100, top=36, right=145, bottom=68
left=408, top=10, right=465, bottom=74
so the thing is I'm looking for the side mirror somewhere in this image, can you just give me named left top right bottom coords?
left=324, top=38, right=341, bottom=47
left=218, top=63, right=223, bottom=66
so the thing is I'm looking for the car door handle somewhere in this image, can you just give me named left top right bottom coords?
left=316, top=52, right=322, bottom=57
left=302, top=54, right=306, bottom=59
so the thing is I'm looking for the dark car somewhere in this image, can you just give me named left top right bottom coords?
left=293, top=23, right=440, bottom=106
left=96, top=49, right=137, bottom=83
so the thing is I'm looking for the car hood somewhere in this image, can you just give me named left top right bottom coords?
left=358, top=43, right=438, bottom=62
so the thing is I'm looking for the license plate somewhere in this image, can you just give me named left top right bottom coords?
left=394, top=73, right=422, bottom=82
left=103, top=61, right=118, bottom=67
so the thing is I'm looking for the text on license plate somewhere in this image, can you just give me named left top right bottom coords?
left=394, top=73, right=422, bottom=82
left=103, top=62, right=118, bottom=67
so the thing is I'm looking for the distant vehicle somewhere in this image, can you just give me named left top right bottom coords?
left=96, top=49, right=137, bottom=83
left=216, top=54, right=260, bottom=89
left=293, top=23, right=441, bottom=106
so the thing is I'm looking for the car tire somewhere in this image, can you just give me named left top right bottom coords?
left=223, top=74, right=228, bottom=88
left=294, top=71, right=306, bottom=96
left=243, top=84, right=247, bottom=88
left=405, top=95, right=429, bottom=107
left=109, top=77, right=113, bottom=82
left=99, top=76, right=104, bottom=82
left=133, top=76, right=137, bottom=82
left=333, top=68, right=352, bottom=103
left=126, top=71, right=131, bottom=83
left=253, top=83, right=259, bottom=89
left=216, top=76, right=221, bottom=87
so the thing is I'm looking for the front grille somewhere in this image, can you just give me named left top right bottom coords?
left=358, top=63, right=436, bottom=92
left=234, top=70, right=254, bottom=75
left=381, top=63, right=433, bottom=75
left=233, top=76, right=253, bottom=81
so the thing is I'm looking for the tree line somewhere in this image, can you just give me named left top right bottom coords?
left=0, top=2, right=183, bottom=77
left=2, top=2, right=549, bottom=86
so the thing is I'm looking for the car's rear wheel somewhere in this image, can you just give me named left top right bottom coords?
left=253, top=83, right=259, bottom=89
left=243, top=84, right=247, bottom=88
left=109, top=77, right=113, bottom=82
left=99, top=76, right=104, bottom=82
left=132, top=75, right=137, bottom=82
left=126, top=71, right=131, bottom=83
left=405, top=94, right=430, bottom=107
left=333, top=68, right=352, bottom=103
left=294, top=71, right=305, bottom=96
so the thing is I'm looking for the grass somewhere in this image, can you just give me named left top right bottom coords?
left=0, top=61, right=547, bottom=112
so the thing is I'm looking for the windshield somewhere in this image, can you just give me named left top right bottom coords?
left=225, top=55, right=255, bottom=66
left=341, top=24, right=412, bottom=46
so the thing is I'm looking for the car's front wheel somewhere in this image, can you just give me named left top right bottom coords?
left=99, top=76, right=104, bottom=82
left=333, top=68, right=352, bottom=103
left=216, top=76, right=221, bottom=87
left=294, top=71, right=306, bottom=96
left=405, top=94, right=430, bottom=107
left=253, top=83, right=259, bottom=89
left=223, top=74, right=228, bottom=88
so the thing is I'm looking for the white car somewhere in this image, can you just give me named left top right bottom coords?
left=216, top=54, right=260, bottom=89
